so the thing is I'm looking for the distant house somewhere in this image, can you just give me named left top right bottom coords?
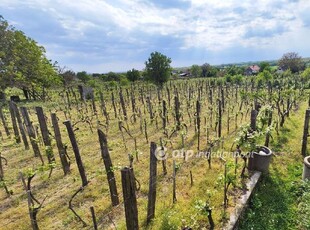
left=171, top=70, right=178, bottom=75
left=276, top=66, right=286, bottom=74
left=244, top=65, right=260, bottom=75
left=179, top=70, right=191, bottom=77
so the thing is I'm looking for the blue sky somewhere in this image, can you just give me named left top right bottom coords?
left=1, top=0, right=310, bottom=73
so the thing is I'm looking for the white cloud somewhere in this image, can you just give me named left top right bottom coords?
left=1, top=0, right=310, bottom=71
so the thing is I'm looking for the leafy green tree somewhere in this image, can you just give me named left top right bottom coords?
left=76, top=71, right=91, bottom=83
left=231, top=74, right=244, bottom=85
left=301, top=67, right=310, bottom=83
left=256, top=69, right=273, bottom=87
left=278, top=52, right=305, bottom=73
left=190, top=64, right=202, bottom=77
left=145, top=51, right=172, bottom=87
left=225, top=74, right=232, bottom=83
left=106, top=72, right=121, bottom=81
left=92, top=73, right=103, bottom=78
left=126, top=68, right=140, bottom=82
left=226, top=65, right=244, bottom=76
left=259, top=62, right=271, bottom=72
left=60, top=70, right=76, bottom=87
left=0, top=16, right=59, bottom=92
left=201, top=63, right=218, bottom=77
left=120, top=75, right=130, bottom=86
left=201, top=63, right=211, bottom=77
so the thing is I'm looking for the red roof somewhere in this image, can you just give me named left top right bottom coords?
left=249, top=65, right=260, bottom=72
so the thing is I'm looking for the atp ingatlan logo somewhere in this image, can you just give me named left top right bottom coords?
left=153, top=147, right=254, bottom=161
left=154, top=146, right=168, bottom=160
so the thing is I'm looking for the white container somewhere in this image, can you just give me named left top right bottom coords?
left=302, top=156, right=310, bottom=181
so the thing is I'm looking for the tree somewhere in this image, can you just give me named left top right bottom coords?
left=76, top=71, right=91, bottom=83
left=106, top=72, right=121, bottom=81
left=278, top=52, right=305, bottom=73
left=92, top=73, right=102, bottom=78
left=0, top=16, right=59, bottom=92
left=190, top=65, right=202, bottom=77
left=145, top=51, right=172, bottom=87
left=201, top=63, right=211, bottom=77
left=256, top=70, right=273, bottom=87
left=259, top=62, right=271, bottom=72
left=201, top=63, right=218, bottom=77
left=226, top=65, right=244, bottom=76
left=301, top=67, right=310, bottom=83
left=126, top=68, right=140, bottom=82
left=60, top=70, right=76, bottom=87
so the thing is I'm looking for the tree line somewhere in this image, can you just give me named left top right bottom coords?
left=0, top=16, right=60, bottom=98
left=1, top=15, right=308, bottom=96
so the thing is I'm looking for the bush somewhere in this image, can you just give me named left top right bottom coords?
left=159, top=211, right=179, bottom=230
left=296, top=180, right=310, bottom=229
left=120, top=77, right=129, bottom=86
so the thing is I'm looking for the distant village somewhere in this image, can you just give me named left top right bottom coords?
left=173, top=62, right=288, bottom=78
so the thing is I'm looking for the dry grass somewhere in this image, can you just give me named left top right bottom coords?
left=0, top=80, right=292, bottom=230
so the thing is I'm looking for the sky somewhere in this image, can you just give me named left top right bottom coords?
left=1, top=0, right=310, bottom=73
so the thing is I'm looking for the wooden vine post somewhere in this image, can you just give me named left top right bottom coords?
left=301, top=109, right=310, bottom=156
left=121, top=167, right=139, bottom=230
left=0, top=153, right=10, bottom=195
left=209, top=89, right=213, bottom=105
left=175, top=95, right=181, bottom=130
left=221, top=88, right=225, bottom=111
left=173, top=160, right=177, bottom=203
left=146, top=96, right=154, bottom=122
left=8, top=101, right=21, bottom=143
left=264, top=110, right=273, bottom=147
left=90, top=206, right=98, bottom=230
left=160, top=138, right=167, bottom=175
left=196, top=100, right=201, bottom=151
left=51, top=113, right=70, bottom=175
left=63, top=120, right=88, bottom=186
left=111, top=91, right=118, bottom=118
left=98, top=129, right=119, bottom=206
left=250, top=109, right=258, bottom=132
left=119, top=89, right=127, bottom=120
left=11, top=102, right=29, bottom=150
left=147, top=142, right=157, bottom=225
left=218, top=99, right=222, bottom=138
left=99, top=91, right=109, bottom=125
left=91, top=93, right=97, bottom=115
left=162, top=100, right=167, bottom=132
left=20, top=107, right=44, bottom=164
left=36, top=107, right=55, bottom=164
left=64, top=120, right=89, bottom=226
left=0, top=106, right=10, bottom=137
left=131, top=89, right=137, bottom=123
left=20, top=172, right=46, bottom=230
left=224, top=163, right=228, bottom=208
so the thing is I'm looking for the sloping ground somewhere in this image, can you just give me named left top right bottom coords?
left=239, top=102, right=310, bottom=230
